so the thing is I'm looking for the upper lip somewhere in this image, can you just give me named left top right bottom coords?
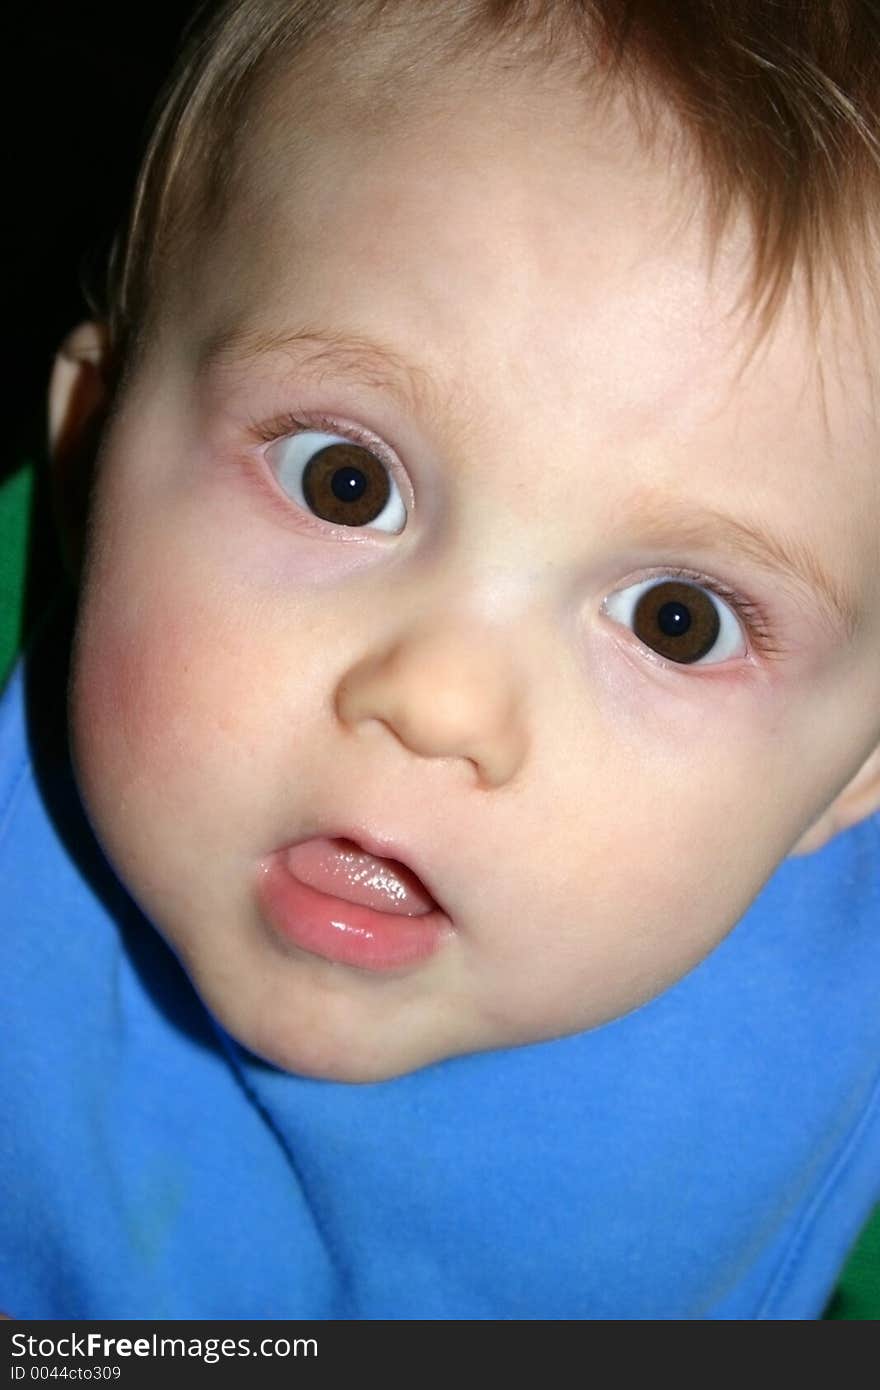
left=292, top=824, right=448, bottom=916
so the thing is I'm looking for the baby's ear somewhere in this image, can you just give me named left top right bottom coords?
left=787, top=743, right=880, bottom=856
left=47, top=321, right=110, bottom=580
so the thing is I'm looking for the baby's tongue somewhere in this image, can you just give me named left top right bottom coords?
left=285, top=837, right=435, bottom=916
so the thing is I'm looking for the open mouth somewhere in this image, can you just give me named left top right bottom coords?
left=285, top=836, right=439, bottom=915
left=255, top=835, right=453, bottom=971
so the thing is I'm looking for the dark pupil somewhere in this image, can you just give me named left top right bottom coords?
left=302, top=442, right=390, bottom=527
left=633, top=581, right=720, bottom=664
left=658, top=601, right=691, bottom=637
left=331, top=467, right=368, bottom=503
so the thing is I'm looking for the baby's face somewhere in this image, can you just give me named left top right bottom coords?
left=68, top=56, right=880, bottom=1080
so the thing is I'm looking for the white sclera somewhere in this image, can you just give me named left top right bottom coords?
left=270, top=430, right=408, bottom=534
left=602, top=577, right=746, bottom=665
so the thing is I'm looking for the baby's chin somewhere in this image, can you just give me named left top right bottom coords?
left=233, top=1026, right=449, bottom=1084
left=157, top=896, right=672, bottom=1083
left=226, top=1005, right=504, bottom=1084
left=223, top=987, right=612, bottom=1084
left=180, top=955, right=485, bottom=1084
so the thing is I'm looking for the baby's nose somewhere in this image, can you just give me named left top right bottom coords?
left=334, top=622, right=528, bottom=790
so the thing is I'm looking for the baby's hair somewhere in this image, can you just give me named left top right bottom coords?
left=92, top=0, right=880, bottom=386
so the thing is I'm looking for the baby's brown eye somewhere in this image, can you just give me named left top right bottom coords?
left=603, top=577, right=745, bottom=666
left=270, top=429, right=407, bottom=533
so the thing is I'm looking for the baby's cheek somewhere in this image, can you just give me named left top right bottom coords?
left=70, top=588, right=235, bottom=805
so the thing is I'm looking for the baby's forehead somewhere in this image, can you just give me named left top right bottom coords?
left=209, top=59, right=877, bottom=412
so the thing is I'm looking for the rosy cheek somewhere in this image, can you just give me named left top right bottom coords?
left=71, top=594, right=211, bottom=792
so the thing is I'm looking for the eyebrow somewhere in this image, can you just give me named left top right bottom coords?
left=623, top=491, right=862, bottom=644
left=201, top=323, right=863, bottom=645
left=200, top=322, right=442, bottom=418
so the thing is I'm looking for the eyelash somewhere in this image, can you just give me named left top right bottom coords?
left=246, top=410, right=784, bottom=663
left=251, top=408, right=399, bottom=477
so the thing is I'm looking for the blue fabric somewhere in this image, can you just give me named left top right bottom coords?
left=2, top=593, right=879, bottom=1320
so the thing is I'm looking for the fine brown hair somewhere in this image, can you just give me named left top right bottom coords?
left=91, top=0, right=880, bottom=385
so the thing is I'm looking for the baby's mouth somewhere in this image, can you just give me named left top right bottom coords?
left=256, top=834, right=452, bottom=972
left=283, top=836, right=438, bottom=916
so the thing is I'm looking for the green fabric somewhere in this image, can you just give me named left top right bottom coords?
left=825, top=1211, right=880, bottom=1319
left=1, top=456, right=878, bottom=1319
left=0, top=464, right=34, bottom=686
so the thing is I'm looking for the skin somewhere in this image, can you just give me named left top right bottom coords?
left=50, top=53, right=880, bottom=1082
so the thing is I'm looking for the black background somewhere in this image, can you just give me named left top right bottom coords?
left=4, top=5, right=194, bottom=476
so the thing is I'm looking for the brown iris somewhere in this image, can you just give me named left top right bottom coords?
left=632, top=580, right=720, bottom=664
left=301, top=442, right=391, bottom=527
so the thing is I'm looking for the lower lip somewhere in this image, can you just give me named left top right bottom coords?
left=256, top=854, right=452, bottom=971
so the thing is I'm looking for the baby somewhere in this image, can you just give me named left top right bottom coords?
left=3, top=0, right=880, bottom=1319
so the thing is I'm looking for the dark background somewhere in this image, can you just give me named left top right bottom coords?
left=2, top=5, right=195, bottom=637
left=4, top=5, right=194, bottom=477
